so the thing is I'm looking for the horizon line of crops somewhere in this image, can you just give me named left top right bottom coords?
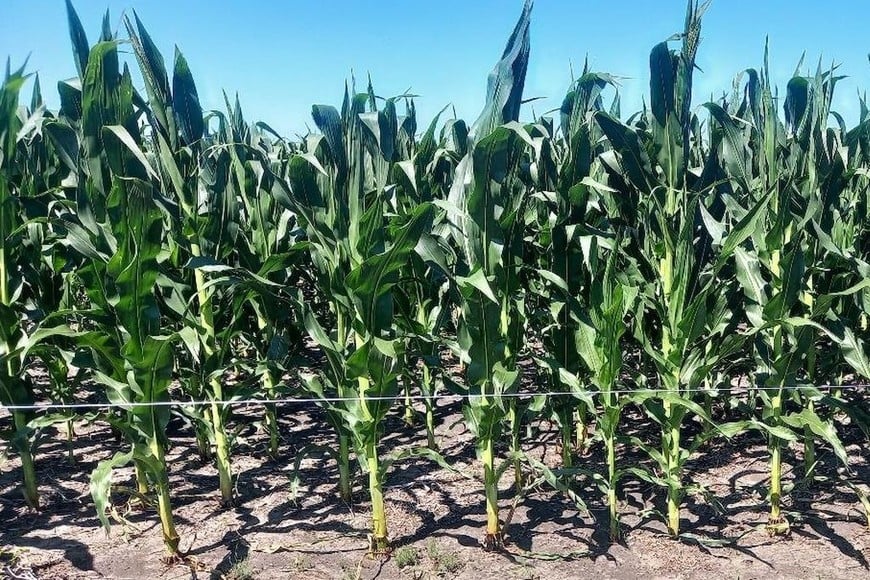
left=0, top=0, right=869, bottom=559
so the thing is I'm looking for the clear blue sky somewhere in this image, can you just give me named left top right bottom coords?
left=2, top=1, right=869, bottom=136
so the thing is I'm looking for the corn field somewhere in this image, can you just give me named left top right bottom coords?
left=1, top=0, right=869, bottom=575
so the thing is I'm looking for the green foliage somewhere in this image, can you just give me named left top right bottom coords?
left=426, top=540, right=463, bottom=574
left=393, top=546, right=419, bottom=569
left=0, top=0, right=868, bottom=562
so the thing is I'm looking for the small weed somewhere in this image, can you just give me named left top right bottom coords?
left=394, top=546, right=419, bottom=569
left=340, top=563, right=361, bottom=580
left=224, top=557, right=255, bottom=580
left=0, top=548, right=19, bottom=565
left=425, top=539, right=463, bottom=574
left=516, top=564, right=540, bottom=580
left=425, top=539, right=439, bottom=562
left=292, top=554, right=313, bottom=571
left=0, top=548, right=35, bottom=580
left=438, top=551, right=462, bottom=574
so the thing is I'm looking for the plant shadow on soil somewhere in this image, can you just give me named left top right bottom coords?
left=1, top=379, right=869, bottom=579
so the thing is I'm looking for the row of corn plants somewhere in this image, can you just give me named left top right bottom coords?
left=0, top=0, right=868, bottom=558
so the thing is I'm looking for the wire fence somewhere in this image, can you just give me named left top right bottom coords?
left=1, top=383, right=867, bottom=412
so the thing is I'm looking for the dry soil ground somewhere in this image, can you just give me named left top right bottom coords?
left=1, top=392, right=869, bottom=580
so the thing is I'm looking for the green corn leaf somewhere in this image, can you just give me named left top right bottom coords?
left=65, top=0, right=90, bottom=79
left=172, top=47, right=204, bottom=146
left=471, top=0, right=532, bottom=140
left=90, top=449, right=134, bottom=531
left=781, top=408, right=849, bottom=466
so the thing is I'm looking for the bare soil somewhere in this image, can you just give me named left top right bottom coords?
left=1, top=395, right=869, bottom=580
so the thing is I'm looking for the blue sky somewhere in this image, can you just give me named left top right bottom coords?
left=2, top=1, right=869, bottom=136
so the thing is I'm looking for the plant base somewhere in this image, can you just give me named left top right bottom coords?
left=368, top=534, right=391, bottom=555
left=482, top=532, right=503, bottom=552
left=765, top=516, right=790, bottom=536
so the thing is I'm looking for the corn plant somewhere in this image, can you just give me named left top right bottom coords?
left=591, top=1, right=767, bottom=536
left=396, top=230, right=454, bottom=450
left=432, top=2, right=533, bottom=550
left=223, top=118, right=309, bottom=461
left=394, top=108, right=461, bottom=449
left=119, top=13, right=248, bottom=504
left=442, top=122, right=531, bottom=549
left=398, top=258, right=453, bottom=447
left=51, top=8, right=183, bottom=553
left=274, top=87, right=434, bottom=552
left=580, top=244, right=638, bottom=541
left=0, top=49, right=84, bottom=509
left=0, top=62, right=40, bottom=509
left=529, top=69, right=617, bottom=466
left=709, top=55, right=870, bottom=534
